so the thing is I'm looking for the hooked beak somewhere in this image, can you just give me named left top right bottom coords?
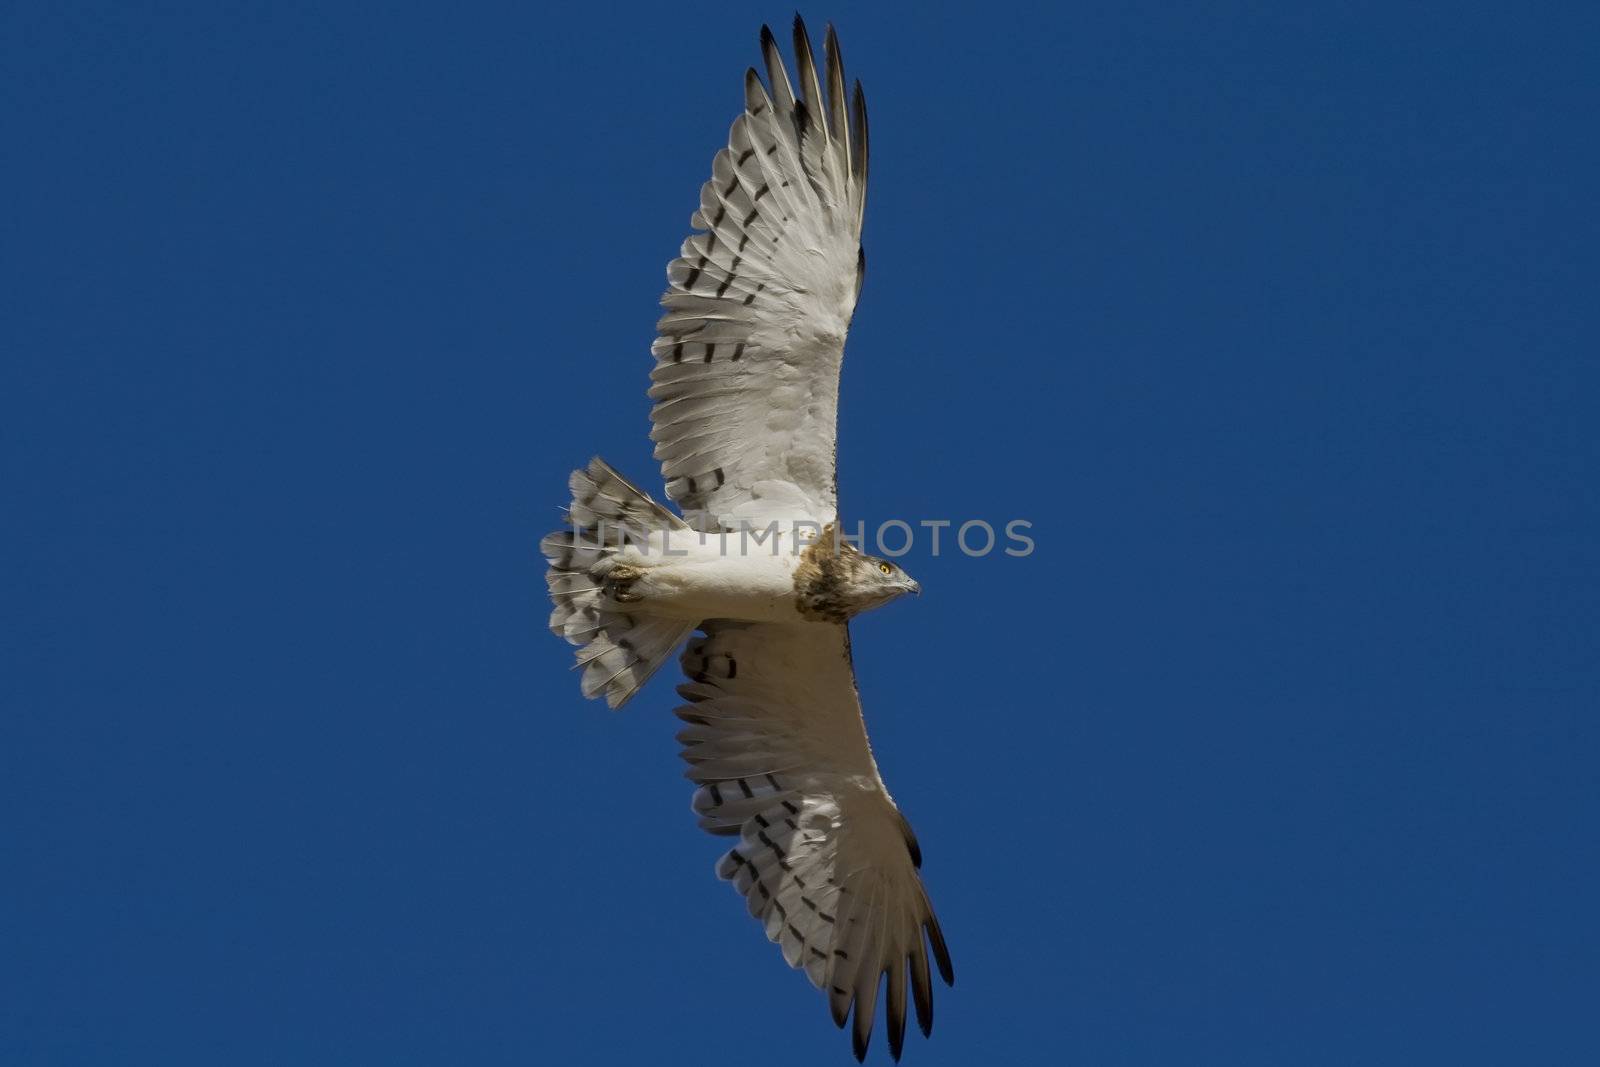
left=903, top=578, right=922, bottom=597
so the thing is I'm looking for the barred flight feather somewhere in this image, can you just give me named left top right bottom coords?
left=673, top=618, right=952, bottom=1061
left=650, top=16, right=867, bottom=532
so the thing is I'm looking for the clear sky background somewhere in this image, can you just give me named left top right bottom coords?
left=5, top=2, right=1597, bottom=1064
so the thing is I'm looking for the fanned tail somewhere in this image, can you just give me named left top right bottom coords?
left=543, top=457, right=695, bottom=708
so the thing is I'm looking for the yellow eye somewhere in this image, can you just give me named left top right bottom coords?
left=878, top=562, right=893, bottom=575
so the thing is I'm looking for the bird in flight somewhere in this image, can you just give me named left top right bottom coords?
left=542, top=17, right=953, bottom=1061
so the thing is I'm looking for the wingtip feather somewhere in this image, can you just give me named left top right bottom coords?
left=926, top=915, right=954, bottom=986
left=851, top=1008, right=870, bottom=1062
left=886, top=960, right=907, bottom=1060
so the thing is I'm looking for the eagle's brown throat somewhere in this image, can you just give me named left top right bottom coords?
left=792, top=524, right=870, bottom=623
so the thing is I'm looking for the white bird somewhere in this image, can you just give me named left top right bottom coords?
left=542, top=18, right=953, bottom=1061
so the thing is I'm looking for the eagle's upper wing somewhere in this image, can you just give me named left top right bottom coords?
left=675, top=620, right=953, bottom=1062
left=650, top=19, right=868, bottom=532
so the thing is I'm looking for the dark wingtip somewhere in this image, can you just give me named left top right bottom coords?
left=898, top=813, right=923, bottom=869
left=851, top=995, right=873, bottom=1062
left=926, top=917, right=954, bottom=986
left=760, top=23, right=777, bottom=49
left=887, top=984, right=907, bottom=1060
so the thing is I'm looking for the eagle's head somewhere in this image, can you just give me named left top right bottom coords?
left=793, top=528, right=921, bottom=622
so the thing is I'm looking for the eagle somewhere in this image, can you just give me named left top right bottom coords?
left=541, top=18, right=953, bottom=1061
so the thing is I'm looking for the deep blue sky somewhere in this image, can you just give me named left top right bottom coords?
left=5, top=2, right=1597, bottom=1063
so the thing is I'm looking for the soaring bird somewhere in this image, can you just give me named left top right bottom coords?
left=542, top=18, right=953, bottom=1061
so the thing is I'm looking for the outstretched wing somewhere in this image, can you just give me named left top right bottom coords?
left=675, top=621, right=953, bottom=1062
left=650, top=18, right=868, bottom=532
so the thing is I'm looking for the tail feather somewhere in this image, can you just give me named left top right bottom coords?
left=544, top=457, right=695, bottom=708
left=565, top=456, right=688, bottom=535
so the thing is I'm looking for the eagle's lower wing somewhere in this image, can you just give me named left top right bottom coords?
left=650, top=19, right=867, bottom=532
left=675, top=620, right=952, bottom=1062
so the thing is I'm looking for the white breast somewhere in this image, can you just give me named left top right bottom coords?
left=620, top=529, right=806, bottom=624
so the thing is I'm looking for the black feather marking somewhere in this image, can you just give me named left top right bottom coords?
left=726, top=656, right=736, bottom=679
left=781, top=799, right=799, bottom=815
left=715, top=257, right=743, bottom=298
left=754, top=812, right=769, bottom=828
left=708, top=783, right=723, bottom=806
left=713, top=467, right=726, bottom=488
left=733, top=343, right=746, bottom=360
left=737, top=147, right=755, bottom=165
left=753, top=182, right=770, bottom=202
left=737, top=777, right=753, bottom=799
left=711, top=205, right=727, bottom=228
left=672, top=342, right=684, bottom=362
left=756, top=880, right=770, bottom=900
left=741, top=207, right=760, bottom=227
left=764, top=772, right=780, bottom=789
left=703, top=343, right=715, bottom=363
